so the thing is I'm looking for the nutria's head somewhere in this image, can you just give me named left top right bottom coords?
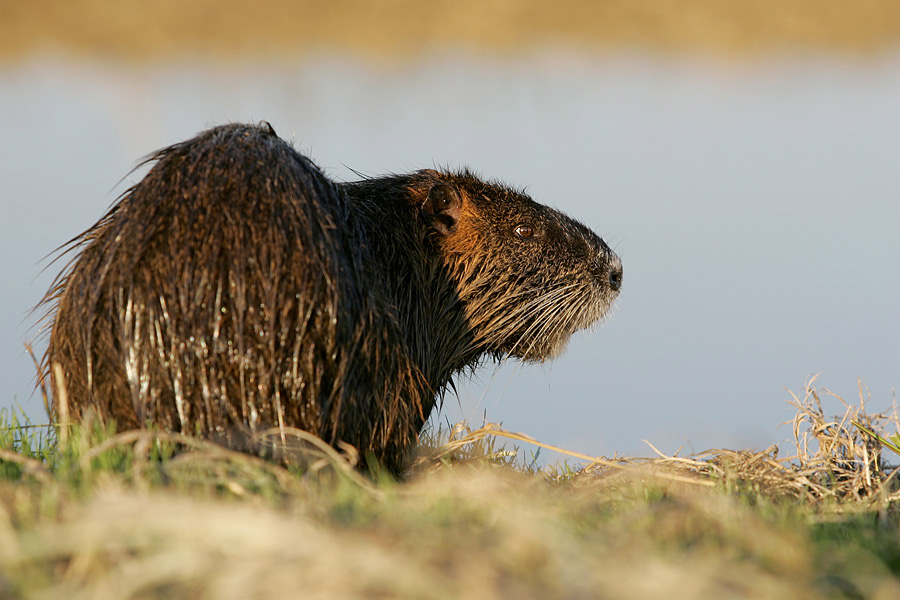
left=416, top=170, right=622, bottom=362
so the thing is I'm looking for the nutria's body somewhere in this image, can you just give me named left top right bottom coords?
left=43, top=123, right=622, bottom=473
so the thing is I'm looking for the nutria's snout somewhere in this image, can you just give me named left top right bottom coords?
left=607, top=252, right=623, bottom=293
left=609, top=265, right=623, bottom=292
left=590, top=240, right=622, bottom=297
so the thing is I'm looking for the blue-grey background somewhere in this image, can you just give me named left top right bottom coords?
left=2, top=53, right=898, bottom=458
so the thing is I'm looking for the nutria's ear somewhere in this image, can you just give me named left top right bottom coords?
left=422, top=183, right=462, bottom=236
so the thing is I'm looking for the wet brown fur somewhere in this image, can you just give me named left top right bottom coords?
left=41, top=123, right=622, bottom=474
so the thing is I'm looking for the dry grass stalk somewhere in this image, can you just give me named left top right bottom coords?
left=418, top=421, right=716, bottom=487
left=783, top=376, right=900, bottom=504
left=423, top=378, right=900, bottom=508
left=0, top=448, right=52, bottom=484
left=51, top=363, right=69, bottom=446
left=74, top=426, right=384, bottom=501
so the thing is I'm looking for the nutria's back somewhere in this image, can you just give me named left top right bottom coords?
left=43, top=123, right=622, bottom=473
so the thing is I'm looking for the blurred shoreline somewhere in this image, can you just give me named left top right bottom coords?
left=2, top=0, right=900, bottom=63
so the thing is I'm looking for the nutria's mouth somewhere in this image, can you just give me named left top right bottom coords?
left=495, top=273, right=620, bottom=362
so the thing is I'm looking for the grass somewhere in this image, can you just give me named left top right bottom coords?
left=1, top=379, right=900, bottom=599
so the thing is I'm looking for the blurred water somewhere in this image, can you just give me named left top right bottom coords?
left=1, top=53, right=898, bottom=459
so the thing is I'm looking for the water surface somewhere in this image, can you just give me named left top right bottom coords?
left=2, top=53, right=897, bottom=458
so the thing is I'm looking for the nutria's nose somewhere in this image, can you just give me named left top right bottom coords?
left=609, top=265, right=623, bottom=292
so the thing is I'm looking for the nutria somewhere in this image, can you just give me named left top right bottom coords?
left=41, top=122, right=622, bottom=473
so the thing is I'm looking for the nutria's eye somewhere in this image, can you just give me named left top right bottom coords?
left=514, top=224, right=534, bottom=238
